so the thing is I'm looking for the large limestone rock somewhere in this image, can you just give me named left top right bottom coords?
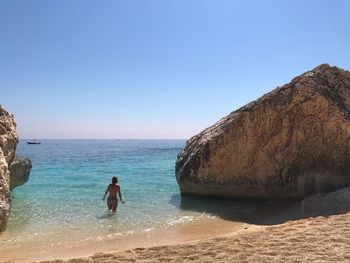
left=176, top=64, right=350, bottom=200
left=9, top=156, right=32, bottom=191
left=0, top=106, right=18, bottom=231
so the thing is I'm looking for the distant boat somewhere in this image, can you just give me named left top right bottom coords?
left=27, top=140, right=41, bottom=145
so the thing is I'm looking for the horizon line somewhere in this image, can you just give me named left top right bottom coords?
left=20, top=138, right=188, bottom=140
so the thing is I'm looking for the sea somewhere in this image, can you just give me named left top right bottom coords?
left=0, top=139, right=225, bottom=258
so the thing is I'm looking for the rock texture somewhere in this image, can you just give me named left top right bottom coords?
left=0, top=106, right=18, bottom=231
left=176, top=64, right=350, bottom=200
left=9, top=156, right=32, bottom=191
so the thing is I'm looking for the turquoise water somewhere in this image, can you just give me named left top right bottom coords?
left=0, top=140, right=213, bottom=249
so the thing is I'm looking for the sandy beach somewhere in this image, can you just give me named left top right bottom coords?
left=1, top=217, right=251, bottom=262
left=35, top=210, right=350, bottom=263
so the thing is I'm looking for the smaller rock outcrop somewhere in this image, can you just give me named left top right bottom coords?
left=9, top=156, right=32, bottom=190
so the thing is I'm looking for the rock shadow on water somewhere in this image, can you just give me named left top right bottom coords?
left=170, top=187, right=350, bottom=225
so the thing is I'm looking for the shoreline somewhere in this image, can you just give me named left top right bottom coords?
left=44, top=211, right=350, bottom=263
left=0, top=198, right=302, bottom=262
left=0, top=216, right=253, bottom=262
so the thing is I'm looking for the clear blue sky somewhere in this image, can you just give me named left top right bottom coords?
left=1, top=0, right=349, bottom=139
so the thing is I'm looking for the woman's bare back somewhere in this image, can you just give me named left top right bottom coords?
left=107, top=183, right=120, bottom=198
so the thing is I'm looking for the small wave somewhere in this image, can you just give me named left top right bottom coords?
left=166, top=216, right=194, bottom=226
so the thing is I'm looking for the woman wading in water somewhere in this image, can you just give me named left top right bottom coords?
left=103, top=176, right=124, bottom=212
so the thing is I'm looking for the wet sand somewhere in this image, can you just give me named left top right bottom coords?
left=0, top=217, right=250, bottom=262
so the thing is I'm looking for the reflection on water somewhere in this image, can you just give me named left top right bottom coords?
left=172, top=192, right=350, bottom=226
left=174, top=194, right=302, bottom=225
left=5, top=193, right=33, bottom=233
left=170, top=194, right=262, bottom=222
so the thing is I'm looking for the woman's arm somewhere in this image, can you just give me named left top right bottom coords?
left=118, top=186, right=124, bottom=203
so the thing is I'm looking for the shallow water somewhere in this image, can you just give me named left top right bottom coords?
left=1, top=140, right=216, bottom=250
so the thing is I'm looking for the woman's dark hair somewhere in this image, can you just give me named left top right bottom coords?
left=112, top=176, right=118, bottom=184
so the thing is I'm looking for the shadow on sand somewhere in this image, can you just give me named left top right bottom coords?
left=169, top=192, right=350, bottom=226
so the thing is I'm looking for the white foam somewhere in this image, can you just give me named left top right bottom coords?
left=166, top=216, right=194, bottom=226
